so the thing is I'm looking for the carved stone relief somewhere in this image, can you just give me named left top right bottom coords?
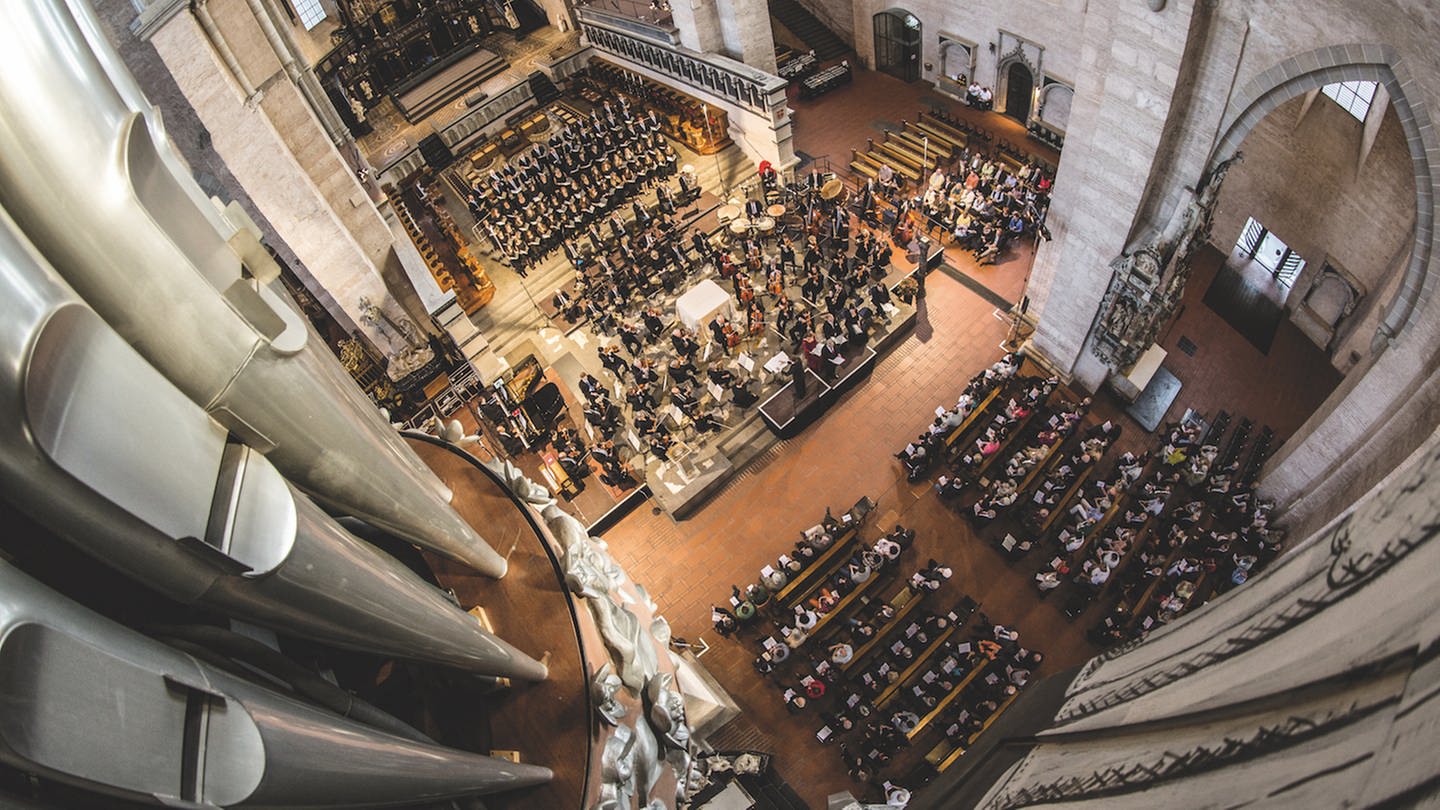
left=481, top=457, right=694, bottom=808
left=1092, top=152, right=1244, bottom=371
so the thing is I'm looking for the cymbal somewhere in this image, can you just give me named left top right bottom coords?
left=821, top=179, right=844, bottom=199
left=766, top=204, right=787, bottom=217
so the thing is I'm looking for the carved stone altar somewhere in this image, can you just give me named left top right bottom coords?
left=1092, top=152, right=1244, bottom=373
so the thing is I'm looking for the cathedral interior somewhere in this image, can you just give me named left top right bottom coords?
left=1, top=0, right=1439, bottom=807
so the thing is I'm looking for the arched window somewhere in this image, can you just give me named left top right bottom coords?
left=873, top=9, right=921, bottom=83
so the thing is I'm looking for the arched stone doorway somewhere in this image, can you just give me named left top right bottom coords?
left=1153, top=45, right=1438, bottom=540
left=873, top=9, right=921, bottom=83
left=1003, top=61, right=1034, bottom=122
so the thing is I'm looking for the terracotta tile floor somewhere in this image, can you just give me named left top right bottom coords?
left=593, top=68, right=1343, bottom=807
left=601, top=271, right=1101, bottom=806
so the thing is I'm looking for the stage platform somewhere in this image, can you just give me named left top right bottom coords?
left=759, top=345, right=878, bottom=438
left=395, top=47, right=510, bottom=123
left=755, top=298, right=917, bottom=440
left=647, top=444, right=736, bottom=518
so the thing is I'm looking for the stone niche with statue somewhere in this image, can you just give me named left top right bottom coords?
left=1292, top=259, right=1365, bottom=353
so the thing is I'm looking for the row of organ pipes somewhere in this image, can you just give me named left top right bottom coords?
left=0, top=0, right=551, bottom=806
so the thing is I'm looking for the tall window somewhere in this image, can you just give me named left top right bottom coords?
left=1235, top=217, right=1305, bottom=286
left=293, top=0, right=328, bottom=30
left=1321, top=80, right=1377, bottom=122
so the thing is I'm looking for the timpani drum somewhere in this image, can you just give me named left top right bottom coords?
left=766, top=203, right=787, bottom=218
left=754, top=216, right=776, bottom=234
left=729, top=218, right=752, bottom=235
left=717, top=205, right=741, bottom=224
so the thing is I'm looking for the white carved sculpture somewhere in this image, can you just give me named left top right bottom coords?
left=595, top=724, right=638, bottom=810
left=588, top=594, right=660, bottom=690
left=593, top=663, right=627, bottom=726
left=643, top=672, right=692, bottom=751
left=486, top=458, right=681, bottom=806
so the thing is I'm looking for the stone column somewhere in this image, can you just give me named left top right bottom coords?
left=1023, top=0, right=1198, bottom=389
left=671, top=0, right=725, bottom=54
left=715, top=0, right=779, bottom=75
left=137, top=0, right=420, bottom=349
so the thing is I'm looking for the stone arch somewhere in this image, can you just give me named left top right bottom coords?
left=873, top=8, right=922, bottom=83
left=1038, top=81, right=1073, bottom=131
left=994, top=43, right=1039, bottom=121
left=1206, top=44, right=1437, bottom=349
left=1191, top=44, right=1440, bottom=535
left=937, top=38, right=972, bottom=83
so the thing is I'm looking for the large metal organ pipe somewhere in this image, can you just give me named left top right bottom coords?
left=0, top=205, right=546, bottom=681
left=0, top=562, right=554, bottom=808
left=0, top=0, right=510, bottom=579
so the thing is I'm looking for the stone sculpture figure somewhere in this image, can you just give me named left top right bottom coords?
left=589, top=593, right=661, bottom=690
left=643, top=672, right=692, bottom=751
left=595, top=723, right=638, bottom=810
left=593, top=663, right=627, bottom=726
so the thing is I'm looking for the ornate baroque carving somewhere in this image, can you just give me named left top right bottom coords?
left=1091, top=153, right=1244, bottom=370
left=482, top=458, right=693, bottom=808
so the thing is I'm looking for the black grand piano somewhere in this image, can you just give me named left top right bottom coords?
left=485, top=355, right=566, bottom=451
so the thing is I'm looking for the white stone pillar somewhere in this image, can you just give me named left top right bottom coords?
left=671, top=0, right=725, bottom=54
left=1024, top=0, right=1197, bottom=389
left=715, top=0, right=779, bottom=75
left=139, top=0, right=413, bottom=348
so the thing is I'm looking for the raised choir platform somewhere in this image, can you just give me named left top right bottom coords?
left=395, top=47, right=510, bottom=123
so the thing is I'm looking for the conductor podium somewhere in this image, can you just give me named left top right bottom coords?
left=758, top=344, right=878, bottom=438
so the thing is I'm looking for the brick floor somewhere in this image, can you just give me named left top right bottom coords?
left=595, top=66, right=1341, bottom=807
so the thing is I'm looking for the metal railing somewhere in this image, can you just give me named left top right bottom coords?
left=577, top=7, right=787, bottom=115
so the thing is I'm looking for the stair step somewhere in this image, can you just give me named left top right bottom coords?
left=768, top=0, right=849, bottom=62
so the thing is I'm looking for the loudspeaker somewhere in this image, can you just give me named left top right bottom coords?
left=418, top=134, right=454, bottom=169
left=527, top=71, right=560, bottom=105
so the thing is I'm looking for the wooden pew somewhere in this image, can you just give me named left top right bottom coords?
left=911, top=118, right=967, bottom=153
left=854, top=151, right=909, bottom=186
left=772, top=527, right=859, bottom=611
left=908, top=656, right=990, bottom=739
left=1034, top=459, right=1099, bottom=535
left=895, top=127, right=954, bottom=161
left=943, top=386, right=1005, bottom=451
left=874, top=623, right=964, bottom=711
left=842, top=585, right=924, bottom=674
left=878, top=134, right=939, bottom=174
left=918, top=111, right=973, bottom=149
left=849, top=150, right=881, bottom=180
left=792, top=563, right=895, bottom=650
left=964, top=687, right=1023, bottom=746
left=967, top=393, right=1052, bottom=484
left=863, top=145, right=922, bottom=183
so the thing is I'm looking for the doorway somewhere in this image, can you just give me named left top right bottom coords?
left=1003, top=62, right=1033, bottom=122
left=873, top=9, right=921, bottom=83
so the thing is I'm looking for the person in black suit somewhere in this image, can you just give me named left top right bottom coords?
left=671, top=385, right=699, bottom=417
left=668, top=356, right=696, bottom=385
